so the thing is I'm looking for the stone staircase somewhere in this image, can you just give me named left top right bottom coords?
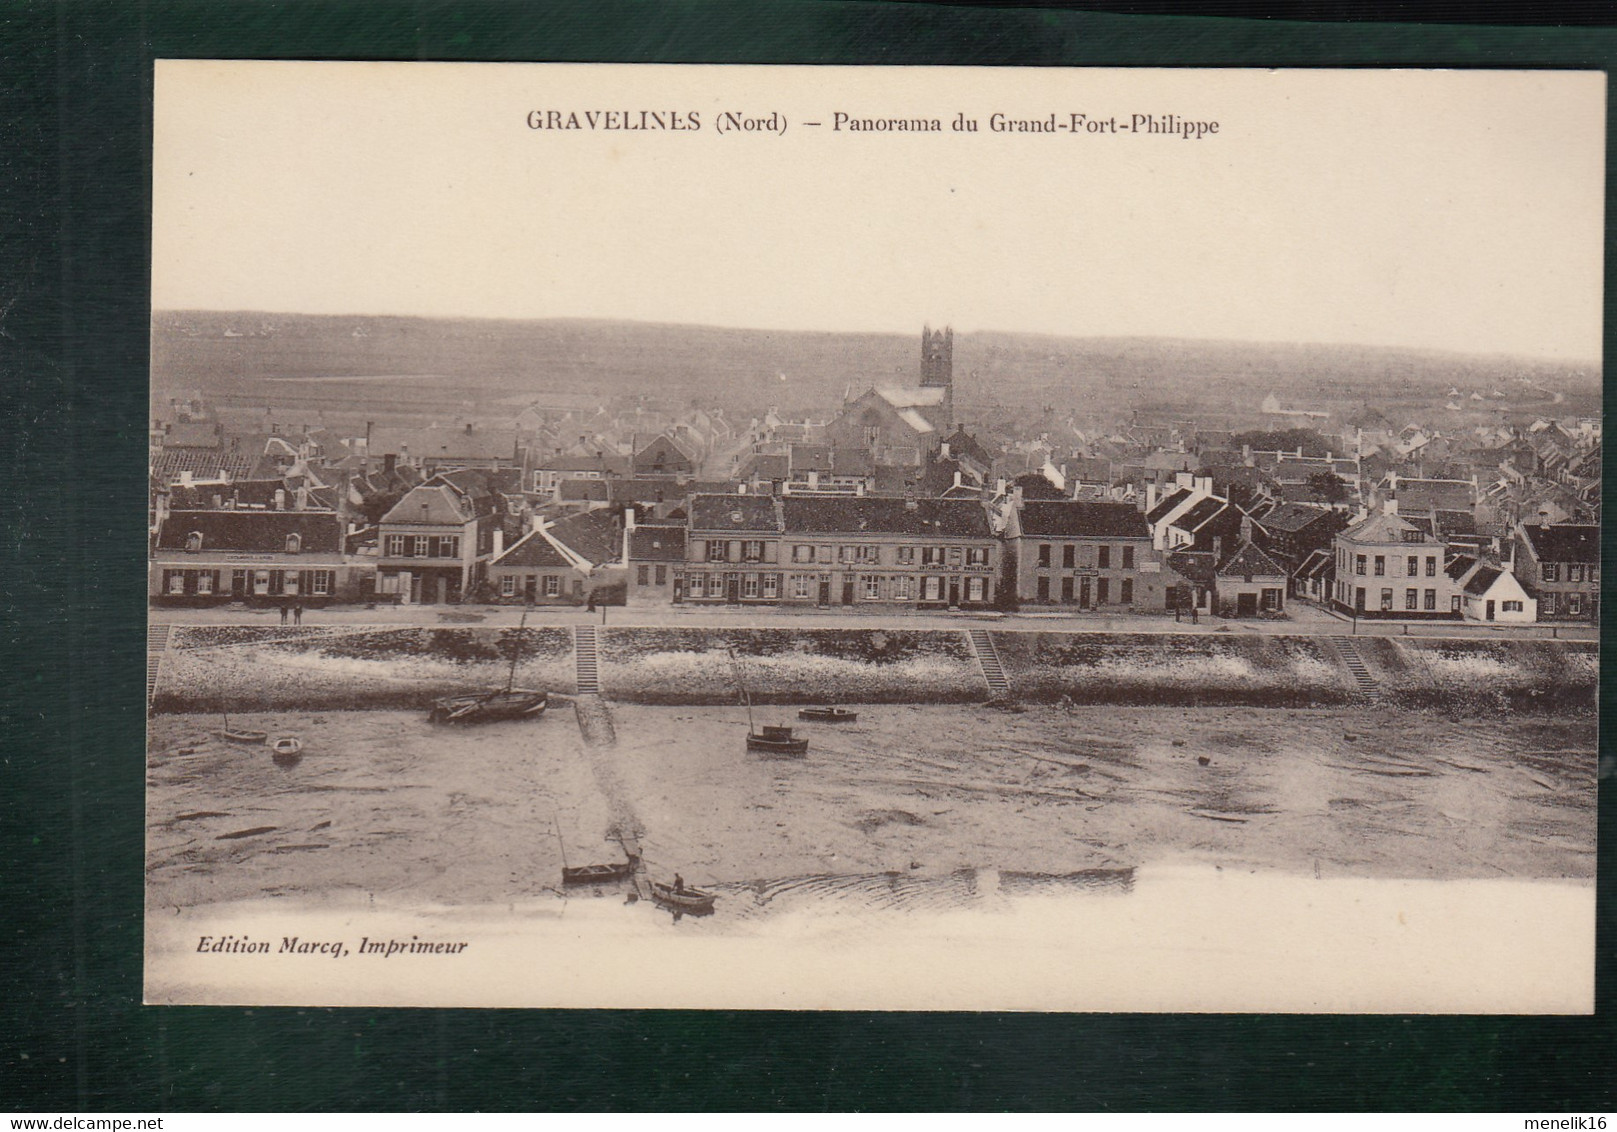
left=146, top=622, right=171, bottom=705
left=574, top=625, right=601, bottom=696
left=965, top=628, right=1011, bottom=700
left=1331, top=636, right=1381, bottom=701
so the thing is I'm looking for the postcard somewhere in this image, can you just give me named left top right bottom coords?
left=146, top=62, right=1602, bottom=1010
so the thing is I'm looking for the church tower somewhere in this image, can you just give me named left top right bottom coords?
left=920, top=324, right=954, bottom=433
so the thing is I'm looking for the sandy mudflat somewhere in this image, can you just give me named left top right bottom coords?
left=146, top=703, right=1595, bottom=913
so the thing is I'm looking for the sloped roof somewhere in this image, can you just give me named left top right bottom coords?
left=1445, top=554, right=1477, bottom=581
left=875, top=386, right=947, bottom=409
left=1174, top=497, right=1225, bottom=532
left=368, top=426, right=519, bottom=462
left=1016, top=501, right=1149, bottom=539
left=548, top=508, right=620, bottom=565
left=491, top=530, right=572, bottom=569
left=1166, top=550, right=1217, bottom=587
left=1341, top=512, right=1422, bottom=544
left=1463, top=565, right=1503, bottom=596
left=629, top=526, right=686, bottom=562
left=156, top=510, right=342, bottom=554
left=559, top=480, right=611, bottom=502
left=1216, top=540, right=1287, bottom=579
left=1520, top=523, right=1599, bottom=564
left=1260, top=503, right=1334, bottom=534
left=782, top=496, right=991, bottom=538
left=689, top=493, right=781, bottom=532
left=381, top=483, right=476, bottom=526
left=1297, top=548, right=1334, bottom=580
left=1146, top=488, right=1195, bottom=524
left=895, top=408, right=936, bottom=435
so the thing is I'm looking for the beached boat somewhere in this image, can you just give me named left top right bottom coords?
left=798, top=706, right=858, bottom=723
left=429, top=688, right=548, bottom=724
left=746, top=724, right=810, bottom=756
left=218, top=714, right=268, bottom=744
left=428, top=611, right=546, bottom=724
left=561, top=862, right=633, bottom=886
left=729, top=647, right=809, bottom=757
left=650, top=880, right=717, bottom=916
left=268, top=736, right=303, bottom=765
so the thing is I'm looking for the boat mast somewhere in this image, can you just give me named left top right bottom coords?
left=728, top=647, right=756, bottom=733
left=505, top=608, right=527, bottom=693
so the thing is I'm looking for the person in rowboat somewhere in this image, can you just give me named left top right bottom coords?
left=673, top=873, right=685, bottom=894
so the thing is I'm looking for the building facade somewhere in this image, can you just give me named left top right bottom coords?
left=1513, top=523, right=1600, bottom=622
left=1331, top=511, right=1460, bottom=619
left=1004, top=500, right=1163, bottom=611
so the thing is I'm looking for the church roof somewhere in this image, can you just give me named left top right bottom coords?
left=875, top=387, right=947, bottom=409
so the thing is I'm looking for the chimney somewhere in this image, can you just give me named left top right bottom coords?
left=274, top=488, right=286, bottom=511
left=179, top=470, right=193, bottom=487
left=953, top=470, right=962, bottom=489
left=384, top=453, right=397, bottom=475
left=1239, top=515, right=1253, bottom=545
left=624, top=508, right=637, bottom=532
left=492, top=528, right=504, bottom=559
left=212, top=493, right=223, bottom=509
left=1212, top=535, right=1223, bottom=564
left=230, top=489, right=239, bottom=509
left=940, top=442, right=951, bottom=458
left=1012, top=485, right=1025, bottom=511
left=1146, top=483, right=1158, bottom=512
left=1383, top=498, right=1398, bottom=516
left=1242, top=443, right=1252, bottom=463
left=295, top=486, right=309, bottom=512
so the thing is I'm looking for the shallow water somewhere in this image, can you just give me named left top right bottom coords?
left=147, top=704, right=1595, bottom=915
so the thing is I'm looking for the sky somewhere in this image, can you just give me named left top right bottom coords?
left=153, top=62, right=1605, bottom=362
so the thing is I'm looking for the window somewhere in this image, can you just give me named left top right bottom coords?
left=707, top=540, right=727, bottom=562
left=1122, top=546, right=1134, bottom=570
left=284, top=533, right=303, bottom=554
left=185, top=531, right=203, bottom=552
left=967, top=547, right=988, bottom=567
left=793, top=544, right=814, bottom=563
left=410, top=535, right=427, bottom=557
left=1261, top=588, right=1280, bottom=611
left=1356, top=554, right=1367, bottom=575
left=816, top=545, right=832, bottom=564
left=1503, top=600, right=1523, bottom=612
left=1406, top=556, right=1418, bottom=576
left=1097, top=578, right=1110, bottom=604
left=948, top=548, right=963, bottom=567
left=1062, top=545, right=1075, bottom=568
left=1061, top=577, right=1074, bottom=603
left=793, top=575, right=811, bottom=599
left=762, top=574, right=777, bottom=599
left=924, top=576, right=942, bottom=602
left=1591, top=567, right=1600, bottom=584
left=655, top=565, right=666, bottom=586
left=838, top=546, right=856, bottom=564
left=544, top=576, right=561, bottom=597
left=1450, top=595, right=1461, bottom=613
left=386, top=534, right=405, bottom=557
left=1380, top=588, right=1393, bottom=611
left=1568, top=564, right=1584, bottom=583
left=864, top=575, right=881, bottom=600
left=1098, top=546, right=1110, bottom=570
left=439, top=536, right=459, bottom=558
left=196, top=572, right=214, bottom=595
left=167, top=571, right=185, bottom=595
left=1405, top=588, right=1418, bottom=611
left=1373, top=556, right=1385, bottom=576
left=1036, top=577, right=1049, bottom=601
left=1037, top=544, right=1051, bottom=568
left=1542, top=563, right=1560, bottom=582
left=744, top=541, right=764, bottom=563
left=860, top=546, right=880, bottom=564
left=1120, top=579, right=1133, bottom=604
left=743, top=575, right=759, bottom=599
left=896, top=546, right=916, bottom=565
left=502, top=575, right=518, bottom=596
left=636, top=565, right=649, bottom=586
left=893, top=576, right=913, bottom=601
left=967, top=577, right=985, bottom=602
left=1426, top=557, right=1436, bottom=577
left=1424, top=589, right=1436, bottom=611
left=1569, top=594, right=1583, bottom=616
left=310, top=571, right=332, bottom=596
left=1401, top=529, right=1424, bottom=543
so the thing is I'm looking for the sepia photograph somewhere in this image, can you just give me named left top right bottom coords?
left=144, top=61, right=1602, bottom=1011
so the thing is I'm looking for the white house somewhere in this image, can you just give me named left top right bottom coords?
left=1446, top=555, right=1538, bottom=624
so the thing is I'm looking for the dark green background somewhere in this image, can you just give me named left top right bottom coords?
left=5, top=0, right=1614, bottom=1111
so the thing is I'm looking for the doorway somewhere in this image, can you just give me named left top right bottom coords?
left=1485, top=599, right=1495, bottom=621
left=818, top=577, right=831, bottom=605
left=841, top=577, right=855, bottom=605
left=1237, top=592, right=1258, bottom=617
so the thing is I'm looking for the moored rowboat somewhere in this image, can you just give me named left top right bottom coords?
left=798, top=706, right=858, bottom=723
left=650, top=880, right=717, bottom=915
left=269, top=736, right=303, bottom=765
left=562, top=862, right=633, bottom=886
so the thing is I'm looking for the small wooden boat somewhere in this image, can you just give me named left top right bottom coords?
left=268, top=736, right=303, bottom=765
left=747, top=725, right=809, bottom=757
left=429, top=610, right=547, bottom=724
left=650, top=880, right=717, bottom=916
left=730, top=648, right=809, bottom=757
left=798, top=706, right=858, bottom=723
left=218, top=712, right=267, bottom=744
left=562, top=862, right=633, bottom=886
left=429, top=688, right=548, bottom=724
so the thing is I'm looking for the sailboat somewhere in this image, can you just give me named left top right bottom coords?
left=729, top=648, right=808, bottom=757
left=428, top=610, right=547, bottom=724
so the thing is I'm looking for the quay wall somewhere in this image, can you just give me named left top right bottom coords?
left=149, top=625, right=1596, bottom=714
